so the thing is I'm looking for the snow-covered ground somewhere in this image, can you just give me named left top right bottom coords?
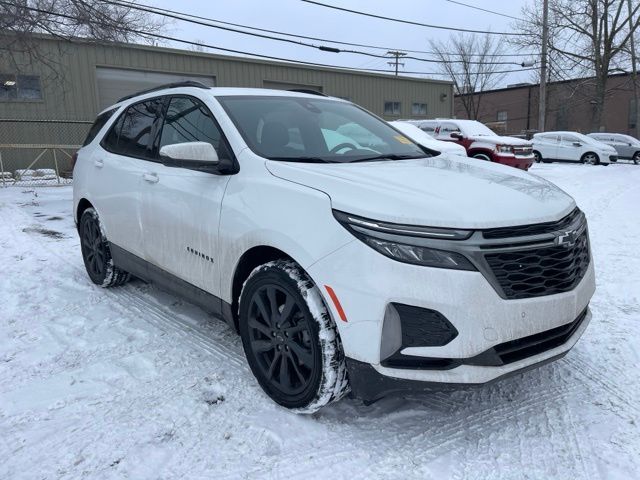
left=1, top=163, right=639, bottom=479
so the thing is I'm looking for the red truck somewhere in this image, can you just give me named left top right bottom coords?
left=409, top=119, right=535, bottom=170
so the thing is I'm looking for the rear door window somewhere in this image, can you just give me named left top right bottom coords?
left=102, top=97, right=164, bottom=159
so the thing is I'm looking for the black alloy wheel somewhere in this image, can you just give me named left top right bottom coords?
left=79, top=208, right=129, bottom=287
left=80, top=210, right=109, bottom=284
left=245, top=283, right=318, bottom=400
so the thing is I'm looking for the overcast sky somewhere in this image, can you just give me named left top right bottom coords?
left=148, top=0, right=535, bottom=88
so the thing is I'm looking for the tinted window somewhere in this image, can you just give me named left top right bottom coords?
left=103, top=98, right=164, bottom=158
left=160, top=97, right=225, bottom=155
left=83, top=108, right=117, bottom=146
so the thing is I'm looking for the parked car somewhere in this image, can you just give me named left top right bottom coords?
left=388, top=121, right=468, bottom=157
left=408, top=119, right=535, bottom=170
left=587, top=132, right=640, bottom=164
left=532, top=131, right=618, bottom=165
left=73, top=83, right=595, bottom=412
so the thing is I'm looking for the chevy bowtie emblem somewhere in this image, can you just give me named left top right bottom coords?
left=556, top=229, right=578, bottom=247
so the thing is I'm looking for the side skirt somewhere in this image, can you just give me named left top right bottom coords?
left=109, top=243, right=236, bottom=330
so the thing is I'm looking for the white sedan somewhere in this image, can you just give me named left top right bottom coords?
left=532, top=131, right=618, bottom=165
left=388, top=121, right=468, bottom=157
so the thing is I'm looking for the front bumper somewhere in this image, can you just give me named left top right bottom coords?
left=494, top=153, right=534, bottom=170
left=347, top=308, right=590, bottom=403
left=308, top=231, right=595, bottom=393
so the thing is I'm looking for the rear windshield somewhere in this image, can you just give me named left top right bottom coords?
left=83, top=108, right=117, bottom=146
left=216, top=96, right=428, bottom=163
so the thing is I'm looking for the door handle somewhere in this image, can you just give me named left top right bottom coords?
left=143, top=172, right=159, bottom=184
left=94, top=159, right=104, bottom=168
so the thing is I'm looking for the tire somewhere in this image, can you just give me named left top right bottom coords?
left=239, top=260, right=349, bottom=413
left=633, top=151, right=640, bottom=165
left=472, top=153, right=492, bottom=161
left=580, top=152, right=600, bottom=165
left=79, top=208, right=130, bottom=287
left=533, top=151, right=542, bottom=163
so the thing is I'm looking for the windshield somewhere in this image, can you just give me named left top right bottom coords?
left=217, top=96, right=428, bottom=162
left=459, top=121, right=497, bottom=137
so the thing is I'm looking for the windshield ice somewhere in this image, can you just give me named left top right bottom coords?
left=216, top=96, right=428, bottom=163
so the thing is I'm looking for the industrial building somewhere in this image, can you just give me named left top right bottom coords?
left=1, top=33, right=453, bottom=160
left=454, top=73, right=640, bottom=137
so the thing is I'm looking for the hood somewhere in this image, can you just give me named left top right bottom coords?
left=469, top=135, right=532, bottom=146
left=265, top=155, right=575, bottom=229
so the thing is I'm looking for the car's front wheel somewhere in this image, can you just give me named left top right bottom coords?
left=239, top=260, right=349, bottom=413
left=472, top=153, right=492, bottom=161
left=581, top=152, right=600, bottom=165
left=533, top=150, right=542, bottom=163
left=79, top=208, right=130, bottom=287
left=633, top=151, right=640, bottom=165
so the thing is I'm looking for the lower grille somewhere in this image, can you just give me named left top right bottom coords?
left=609, top=155, right=618, bottom=162
left=484, top=230, right=590, bottom=299
left=487, top=308, right=588, bottom=365
left=381, top=308, right=589, bottom=370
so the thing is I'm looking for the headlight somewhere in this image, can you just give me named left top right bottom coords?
left=333, top=210, right=476, bottom=271
left=497, top=145, right=514, bottom=154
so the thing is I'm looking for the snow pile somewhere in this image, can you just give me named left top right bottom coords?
left=1, top=163, right=639, bottom=479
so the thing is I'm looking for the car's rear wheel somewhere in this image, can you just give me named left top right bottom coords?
left=239, top=260, right=349, bottom=413
left=79, top=208, right=130, bottom=287
left=633, top=151, right=640, bottom=165
left=581, top=152, right=600, bottom=165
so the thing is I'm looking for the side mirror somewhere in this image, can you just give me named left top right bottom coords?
left=450, top=132, right=463, bottom=140
left=160, top=141, right=219, bottom=166
left=572, top=142, right=582, bottom=147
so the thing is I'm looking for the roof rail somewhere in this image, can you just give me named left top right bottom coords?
left=287, top=88, right=328, bottom=97
left=117, top=81, right=211, bottom=103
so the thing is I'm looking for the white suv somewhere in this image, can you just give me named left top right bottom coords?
left=532, top=131, right=618, bottom=165
left=74, top=83, right=595, bottom=412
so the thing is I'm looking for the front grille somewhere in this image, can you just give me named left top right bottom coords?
left=484, top=230, right=590, bottom=299
left=513, top=146, right=533, bottom=156
left=482, top=208, right=581, bottom=239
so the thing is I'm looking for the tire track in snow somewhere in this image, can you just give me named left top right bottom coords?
left=231, top=371, right=587, bottom=479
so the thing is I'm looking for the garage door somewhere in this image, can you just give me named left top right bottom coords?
left=96, top=67, right=216, bottom=110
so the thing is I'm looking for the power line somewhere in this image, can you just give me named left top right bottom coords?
left=300, top=0, right=523, bottom=36
left=101, top=0, right=527, bottom=65
left=99, top=0, right=537, bottom=58
left=2, top=1, right=537, bottom=77
left=443, top=0, right=526, bottom=22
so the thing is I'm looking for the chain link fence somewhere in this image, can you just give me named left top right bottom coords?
left=0, top=119, right=92, bottom=187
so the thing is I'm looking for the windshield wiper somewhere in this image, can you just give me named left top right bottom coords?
left=267, top=156, right=334, bottom=163
left=349, top=154, right=428, bottom=163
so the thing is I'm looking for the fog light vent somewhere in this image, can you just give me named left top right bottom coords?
left=392, top=303, right=458, bottom=347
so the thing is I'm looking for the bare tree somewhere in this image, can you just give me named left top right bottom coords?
left=512, top=0, right=640, bottom=131
left=430, top=33, right=508, bottom=120
left=1, top=0, right=166, bottom=74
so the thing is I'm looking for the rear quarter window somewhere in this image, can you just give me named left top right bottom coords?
left=83, top=108, right=117, bottom=146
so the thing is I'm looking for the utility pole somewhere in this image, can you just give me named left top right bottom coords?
left=387, top=50, right=407, bottom=76
left=628, top=0, right=639, bottom=138
left=538, top=0, right=549, bottom=132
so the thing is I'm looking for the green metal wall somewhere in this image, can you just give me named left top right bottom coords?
left=0, top=35, right=453, bottom=125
